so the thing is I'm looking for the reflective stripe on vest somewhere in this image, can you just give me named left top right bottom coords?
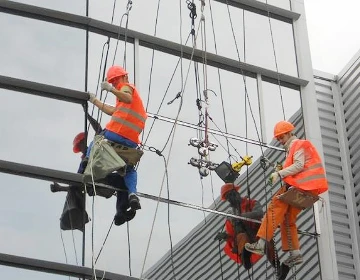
left=111, top=116, right=143, bottom=133
left=116, top=107, right=147, bottom=123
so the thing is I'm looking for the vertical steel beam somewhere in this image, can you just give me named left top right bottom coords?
left=134, top=38, right=140, bottom=87
left=256, top=74, right=267, bottom=143
left=290, top=0, right=339, bottom=279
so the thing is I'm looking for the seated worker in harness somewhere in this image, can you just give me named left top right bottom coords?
left=245, top=121, right=328, bottom=267
left=88, top=65, right=147, bottom=212
left=214, top=183, right=278, bottom=270
left=54, top=113, right=136, bottom=230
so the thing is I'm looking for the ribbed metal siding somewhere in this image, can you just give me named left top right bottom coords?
left=314, top=75, right=357, bottom=280
left=144, top=112, right=321, bottom=280
left=339, top=61, right=360, bottom=226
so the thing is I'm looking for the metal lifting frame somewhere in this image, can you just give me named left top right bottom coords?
left=0, top=74, right=284, bottom=151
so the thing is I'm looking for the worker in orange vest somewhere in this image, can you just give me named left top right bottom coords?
left=88, top=66, right=147, bottom=212
left=245, top=121, right=328, bottom=266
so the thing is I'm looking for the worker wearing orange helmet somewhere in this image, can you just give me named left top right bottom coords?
left=215, top=183, right=279, bottom=270
left=88, top=65, right=147, bottom=211
left=245, top=121, right=328, bottom=267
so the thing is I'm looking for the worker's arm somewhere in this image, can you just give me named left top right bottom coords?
left=240, top=201, right=263, bottom=220
left=278, top=149, right=305, bottom=178
left=92, top=98, right=116, bottom=116
left=110, top=85, right=133, bottom=104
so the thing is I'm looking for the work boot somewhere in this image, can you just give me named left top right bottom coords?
left=283, top=254, right=303, bottom=266
left=129, top=193, right=141, bottom=210
left=244, top=242, right=265, bottom=255
left=114, top=212, right=127, bottom=226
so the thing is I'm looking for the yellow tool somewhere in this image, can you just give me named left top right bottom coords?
left=231, top=155, right=253, bottom=172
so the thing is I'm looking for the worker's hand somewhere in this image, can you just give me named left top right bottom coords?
left=268, top=172, right=280, bottom=186
left=214, top=232, right=228, bottom=241
left=88, top=92, right=96, bottom=104
left=101, top=81, right=114, bottom=92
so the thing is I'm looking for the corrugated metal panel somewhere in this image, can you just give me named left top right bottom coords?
left=315, top=75, right=359, bottom=280
left=144, top=112, right=321, bottom=280
left=338, top=55, right=360, bottom=275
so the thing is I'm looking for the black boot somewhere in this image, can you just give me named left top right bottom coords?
left=129, top=194, right=141, bottom=210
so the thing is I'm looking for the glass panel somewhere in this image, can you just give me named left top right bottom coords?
left=261, top=81, right=302, bottom=142
left=86, top=1, right=297, bottom=77
left=0, top=15, right=85, bottom=89
left=1, top=89, right=85, bottom=172
left=256, top=0, right=291, bottom=10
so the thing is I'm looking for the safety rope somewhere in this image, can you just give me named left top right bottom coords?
left=112, top=0, right=133, bottom=68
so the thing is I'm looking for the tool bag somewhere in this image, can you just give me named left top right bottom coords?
left=83, top=135, right=126, bottom=183
left=277, top=187, right=319, bottom=209
left=107, top=140, right=144, bottom=166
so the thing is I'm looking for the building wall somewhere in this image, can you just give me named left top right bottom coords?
left=144, top=65, right=360, bottom=279
left=144, top=112, right=323, bottom=280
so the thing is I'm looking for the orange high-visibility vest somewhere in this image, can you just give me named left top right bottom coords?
left=283, top=139, right=328, bottom=194
left=106, top=83, right=147, bottom=144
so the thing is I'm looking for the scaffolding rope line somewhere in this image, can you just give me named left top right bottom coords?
left=140, top=11, right=208, bottom=277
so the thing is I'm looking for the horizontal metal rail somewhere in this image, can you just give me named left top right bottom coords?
left=0, top=159, right=319, bottom=237
left=0, top=159, right=260, bottom=223
left=0, top=75, right=87, bottom=104
left=0, top=1, right=308, bottom=90
left=0, top=252, right=137, bottom=280
left=147, top=112, right=284, bottom=151
left=213, top=0, right=300, bottom=23
left=0, top=75, right=284, bottom=151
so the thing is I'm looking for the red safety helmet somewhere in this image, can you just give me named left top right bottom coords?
left=106, top=66, right=128, bottom=83
left=73, top=132, right=86, bottom=153
left=221, top=183, right=240, bottom=201
left=273, top=121, right=295, bottom=138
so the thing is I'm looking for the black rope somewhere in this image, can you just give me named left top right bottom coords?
left=127, top=221, right=132, bottom=276
left=265, top=0, right=286, bottom=120
left=94, top=220, right=114, bottom=264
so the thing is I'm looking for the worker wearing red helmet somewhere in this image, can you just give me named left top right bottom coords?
left=245, top=121, right=328, bottom=267
left=88, top=65, right=147, bottom=211
left=215, top=183, right=279, bottom=270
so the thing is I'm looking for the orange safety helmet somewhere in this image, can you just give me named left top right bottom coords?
left=221, top=183, right=240, bottom=201
left=273, top=121, right=295, bottom=138
left=106, top=66, right=128, bottom=83
left=73, top=132, right=86, bottom=153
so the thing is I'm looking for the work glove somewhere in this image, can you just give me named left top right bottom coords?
left=214, top=232, right=228, bottom=241
left=101, top=81, right=114, bottom=92
left=88, top=92, right=96, bottom=104
left=268, top=172, right=280, bottom=186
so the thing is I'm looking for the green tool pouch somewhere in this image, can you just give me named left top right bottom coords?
left=83, top=135, right=126, bottom=183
